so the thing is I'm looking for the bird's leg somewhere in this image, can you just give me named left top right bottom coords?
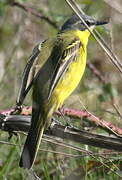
left=52, top=117, right=62, bottom=125
left=48, top=117, right=63, bottom=130
left=10, top=104, right=23, bottom=115
left=58, top=107, right=74, bottom=129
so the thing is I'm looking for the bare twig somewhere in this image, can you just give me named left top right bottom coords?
left=56, top=108, right=122, bottom=136
left=43, top=135, right=93, bottom=155
left=0, top=140, right=121, bottom=158
left=87, top=61, right=106, bottom=83
left=10, top=1, right=58, bottom=29
left=0, top=140, right=82, bottom=158
left=113, top=103, right=122, bottom=119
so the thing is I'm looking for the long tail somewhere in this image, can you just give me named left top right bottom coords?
left=19, top=107, right=45, bottom=169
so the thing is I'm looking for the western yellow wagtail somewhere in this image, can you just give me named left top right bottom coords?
left=19, top=14, right=107, bottom=169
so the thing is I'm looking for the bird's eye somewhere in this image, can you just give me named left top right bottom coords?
left=86, top=21, right=91, bottom=26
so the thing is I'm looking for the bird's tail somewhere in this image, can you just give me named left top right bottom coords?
left=19, top=110, right=46, bottom=169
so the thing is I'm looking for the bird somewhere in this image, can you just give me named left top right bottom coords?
left=19, top=14, right=107, bottom=169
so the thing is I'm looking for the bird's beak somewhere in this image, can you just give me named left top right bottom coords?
left=95, top=21, right=108, bottom=26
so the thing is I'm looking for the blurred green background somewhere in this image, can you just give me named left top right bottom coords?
left=0, top=0, right=122, bottom=179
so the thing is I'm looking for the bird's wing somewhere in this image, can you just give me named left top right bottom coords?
left=48, top=38, right=82, bottom=100
left=16, top=41, right=45, bottom=106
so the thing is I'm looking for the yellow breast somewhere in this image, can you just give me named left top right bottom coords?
left=46, top=29, right=91, bottom=117
left=54, top=48, right=86, bottom=105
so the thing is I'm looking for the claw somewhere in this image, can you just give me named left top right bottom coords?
left=10, top=105, right=23, bottom=115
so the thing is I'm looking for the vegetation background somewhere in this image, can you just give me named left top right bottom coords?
left=0, top=0, right=122, bottom=179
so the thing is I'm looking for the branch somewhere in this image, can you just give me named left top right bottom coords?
left=0, top=114, right=122, bottom=152
left=56, top=108, right=122, bottom=136
left=9, top=1, right=58, bottom=29
left=87, top=61, right=106, bottom=83
left=47, top=123, right=122, bottom=152
left=1, top=106, right=122, bottom=136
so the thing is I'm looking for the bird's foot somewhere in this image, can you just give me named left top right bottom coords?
left=64, top=122, right=74, bottom=132
left=10, top=104, right=23, bottom=115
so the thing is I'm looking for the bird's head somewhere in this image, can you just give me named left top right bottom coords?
left=60, top=14, right=108, bottom=32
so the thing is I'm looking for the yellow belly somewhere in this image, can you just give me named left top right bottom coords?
left=50, top=47, right=87, bottom=110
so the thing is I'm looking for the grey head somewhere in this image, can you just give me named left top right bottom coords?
left=60, top=14, right=108, bottom=32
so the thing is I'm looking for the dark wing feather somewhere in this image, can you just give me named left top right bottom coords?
left=16, top=41, right=45, bottom=106
left=48, top=39, right=82, bottom=100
